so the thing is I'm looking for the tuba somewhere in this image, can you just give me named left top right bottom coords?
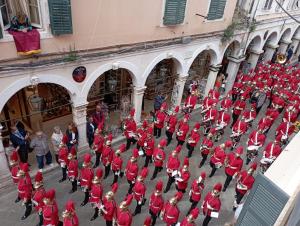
left=276, top=53, right=287, bottom=64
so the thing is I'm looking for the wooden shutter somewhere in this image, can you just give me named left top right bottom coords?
left=163, top=0, right=187, bottom=25
left=207, top=0, right=227, bottom=20
left=48, top=0, right=73, bottom=35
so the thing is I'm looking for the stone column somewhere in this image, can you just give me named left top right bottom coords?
left=278, top=39, right=292, bottom=54
left=0, top=127, right=11, bottom=189
left=72, top=102, right=89, bottom=151
left=132, top=86, right=146, bottom=123
left=263, top=44, right=278, bottom=62
left=204, top=65, right=222, bottom=97
left=291, top=37, right=300, bottom=56
left=170, top=74, right=188, bottom=108
left=247, top=50, right=263, bottom=69
left=225, top=56, right=246, bottom=94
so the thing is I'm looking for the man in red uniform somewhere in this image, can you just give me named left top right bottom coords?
left=10, top=150, right=19, bottom=186
left=100, top=183, right=118, bottom=226
left=199, top=133, right=214, bottom=168
left=92, top=125, right=104, bottom=168
left=67, top=148, right=78, bottom=193
left=149, top=180, right=164, bottom=226
left=181, top=208, right=200, bottom=226
left=258, top=115, right=273, bottom=134
left=186, top=122, right=201, bottom=158
left=116, top=194, right=133, bottom=226
left=222, top=146, right=244, bottom=192
left=260, top=141, right=282, bottom=172
left=133, top=167, right=148, bottom=215
left=79, top=153, right=94, bottom=206
left=136, top=120, right=148, bottom=150
left=111, top=143, right=126, bottom=184
left=151, top=139, right=167, bottom=180
left=58, top=141, right=69, bottom=183
left=143, top=127, right=155, bottom=167
left=144, top=217, right=152, bottom=226
left=154, top=102, right=167, bottom=138
left=241, top=104, right=257, bottom=128
left=42, top=189, right=59, bottom=226
left=275, top=121, right=295, bottom=145
left=175, top=157, right=190, bottom=193
left=214, top=109, right=230, bottom=141
left=125, top=148, right=139, bottom=194
left=209, top=141, right=231, bottom=177
left=101, top=134, right=114, bottom=179
left=32, top=171, right=45, bottom=226
left=62, top=200, right=79, bottom=226
left=266, top=107, right=280, bottom=123
left=246, top=129, right=266, bottom=164
left=231, top=119, right=247, bottom=148
left=89, top=168, right=103, bottom=221
left=17, top=162, right=32, bottom=220
left=166, top=106, right=179, bottom=146
left=283, top=105, right=298, bottom=123
left=176, top=114, right=190, bottom=146
left=184, top=88, right=198, bottom=113
left=202, top=183, right=222, bottom=226
left=231, top=96, right=246, bottom=127
left=220, top=93, right=232, bottom=111
left=124, top=108, right=137, bottom=150
left=161, top=192, right=183, bottom=226
left=202, top=108, right=218, bottom=135
left=188, top=172, right=206, bottom=214
left=233, top=163, right=257, bottom=210
left=164, top=145, right=181, bottom=193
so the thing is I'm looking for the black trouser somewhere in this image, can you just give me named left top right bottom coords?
left=134, top=200, right=143, bottom=215
left=136, top=143, right=141, bottom=150
left=94, top=152, right=101, bottom=167
left=202, top=215, right=212, bottom=226
left=71, top=179, right=77, bottom=192
left=209, top=162, right=217, bottom=177
left=151, top=166, right=162, bottom=180
left=82, top=191, right=89, bottom=205
left=127, top=180, right=134, bottom=194
left=144, top=155, right=152, bottom=167
left=164, top=176, right=175, bottom=193
left=236, top=189, right=244, bottom=204
left=166, top=131, right=173, bottom=146
left=231, top=113, right=239, bottom=127
left=112, top=171, right=119, bottom=184
left=187, top=198, right=198, bottom=215
left=232, top=94, right=238, bottom=102
left=61, top=167, right=67, bottom=180
left=199, top=153, right=208, bottom=168
left=126, top=137, right=136, bottom=150
left=223, top=173, right=233, bottom=191
left=18, top=149, right=28, bottom=163
left=154, top=126, right=162, bottom=138
left=177, top=138, right=184, bottom=146
left=55, top=154, right=59, bottom=164
left=256, top=106, right=263, bottom=114
left=92, top=207, right=99, bottom=220
left=38, top=212, right=43, bottom=226
left=149, top=210, right=158, bottom=226
left=23, top=200, right=32, bottom=218
left=104, top=164, right=110, bottom=178
left=186, top=143, right=195, bottom=158
left=106, top=221, right=113, bottom=226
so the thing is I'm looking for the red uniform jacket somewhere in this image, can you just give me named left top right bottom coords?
left=93, top=134, right=104, bottom=154
left=190, top=179, right=204, bottom=202
left=137, top=128, right=147, bottom=147
left=42, top=202, right=59, bottom=226
left=11, top=165, right=19, bottom=184
left=176, top=169, right=190, bottom=190
left=89, top=183, right=103, bottom=204
left=125, top=160, right=138, bottom=182
left=202, top=97, right=216, bottom=111
left=149, top=193, right=164, bottom=215
left=236, top=171, right=255, bottom=195
left=210, top=147, right=226, bottom=166
left=18, top=174, right=32, bottom=200
left=67, top=159, right=78, bottom=179
left=187, top=130, right=200, bottom=147
left=272, top=96, right=285, bottom=109
left=32, top=188, right=45, bottom=212
left=232, top=120, right=247, bottom=134
left=143, top=137, right=155, bottom=156
left=163, top=202, right=180, bottom=225
left=185, top=95, right=197, bottom=109
left=58, top=147, right=69, bottom=168
left=258, top=117, right=272, bottom=131
left=116, top=209, right=132, bottom=226
left=180, top=218, right=195, bottom=226
left=124, top=119, right=137, bottom=139
left=266, top=108, right=280, bottom=122
left=133, top=181, right=146, bottom=202
left=166, top=115, right=177, bottom=133
left=63, top=215, right=79, bottom=226
left=153, top=148, right=166, bottom=167
left=233, top=100, right=246, bottom=115
left=101, top=145, right=113, bottom=166
left=102, top=196, right=116, bottom=221
left=209, top=89, right=220, bottom=100
left=204, top=108, right=218, bottom=123
left=111, top=153, right=123, bottom=172
left=166, top=155, right=180, bottom=176
left=283, top=110, right=298, bottom=123
left=263, top=142, right=282, bottom=159
left=220, top=98, right=232, bottom=110
left=247, top=131, right=266, bottom=146
left=242, top=110, right=257, bottom=122
left=200, top=138, right=214, bottom=155
left=225, top=153, right=243, bottom=176
left=176, top=121, right=189, bottom=141
left=276, top=122, right=295, bottom=142
left=217, top=111, right=230, bottom=126
left=202, top=192, right=221, bottom=217
left=155, top=111, right=167, bottom=129
left=79, top=168, right=94, bottom=189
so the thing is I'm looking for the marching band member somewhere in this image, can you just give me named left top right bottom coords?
left=151, top=139, right=167, bottom=180
left=181, top=208, right=200, bottom=226
left=209, top=141, right=232, bottom=177
left=161, top=192, right=183, bottom=226
left=260, top=141, right=282, bottom=173
left=187, top=172, right=206, bottom=215
left=220, top=92, right=232, bottom=111
left=116, top=194, right=133, bottom=226
left=283, top=105, right=298, bottom=123
left=246, top=128, right=266, bottom=165
left=275, top=121, right=295, bottom=146
left=154, top=102, right=167, bottom=138
left=214, top=109, right=230, bottom=141
left=79, top=153, right=94, bottom=206
left=132, top=167, right=148, bottom=215
left=202, top=108, right=218, bottom=135
left=186, top=122, right=201, bottom=158
left=124, top=108, right=137, bottom=150
left=92, top=125, right=104, bottom=168
left=143, top=127, right=155, bottom=167
left=32, top=172, right=45, bottom=226
left=58, top=139, right=69, bottom=183
left=164, top=146, right=181, bottom=193
left=101, top=134, right=113, bottom=179
left=165, top=106, right=179, bottom=146
left=136, top=120, right=148, bottom=150
left=42, top=189, right=59, bottom=226
left=241, top=104, right=257, bottom=128
left=149, top=181, right=164, bottom=226
left=100, top=183, right=118, bottom=226
left=198, top=132, right=214, bottom=168
left=258, top=115, right=273, bottom=134
left=231, top=96, right=246, bottom=127
left=67, top=147, right=78, bottom=193
left=62, top=200, right=79, bottom=226
left=231, top=119, right=247, bottom=148
left=10, top=150, right=20, bottom=186
left=183, top=88, right=198, bottom=113
left=89, top=168, right=103, bottom=221
left=125, top=148, right=139, bottom=194
left=111, top=143, right=126, bottom=184
left=175, top=157, right=190, bottom=193
left=176, top=114, right=190, bottom=146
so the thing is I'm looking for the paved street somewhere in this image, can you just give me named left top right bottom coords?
left=0, top=100, right=287, bottom=226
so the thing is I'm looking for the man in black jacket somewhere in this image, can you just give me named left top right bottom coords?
left=10, top=125, right=30, bottom=163
left=86, top=116, right=97, bottom=148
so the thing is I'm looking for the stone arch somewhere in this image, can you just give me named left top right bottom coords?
left=0, top=74, right=80, bottom=113
left=292, top=26, right=300, bottom=39
left=265, top=31, right=279, bottom=46
left=246, top=35, right=262, bottom=51
left=222, top=40, right=242, bottom=58
left=81, top=61, right=139, bottom=100
left=280, top=28, right=292, bottom=41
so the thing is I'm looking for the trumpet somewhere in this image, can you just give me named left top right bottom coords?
left=276, top=53, right=287, bottom=64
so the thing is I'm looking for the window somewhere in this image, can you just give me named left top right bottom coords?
left=28, top=0, right=41, bottom=28
left=207, top=0, right=227, bottom=21
left=163, top=0, right=187, bottom=25
left=0, top=0, right=9, bottom=29
left=263, top=0, right=273, bottom=10
left=291, top=0, right=300, bottom=9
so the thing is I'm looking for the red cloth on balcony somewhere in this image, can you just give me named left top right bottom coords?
left=8, top=29, right=41, bottom=55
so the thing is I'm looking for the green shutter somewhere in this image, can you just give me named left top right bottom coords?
left=207, top=0, right=227, bottom=20
left=0, top=25, right=3, bottom=39
left=163, top=0, right=187, bottom=25
left=48, top=0, right=73, bottom=35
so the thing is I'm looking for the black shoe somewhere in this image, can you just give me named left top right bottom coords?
left=59, top=178, right=66, bottom=183
left=209, top=174, right=213, bottom=178
left=93, top=165, right=97, bottom=169
left=90, top=216, right=98, bottom=221
left=15, top=197, right=21, bottom=203
left=142, top=198, right=147, bottom=205
left=21, top=215, right=28, bottom=220
left=233, top=206, right=237, bottom=211
left=222, top=187, right=226, bottom=192
left=80, top=202, right=87, bottom=206
left=69, top=189, right=76, bottom=194
left=163, top=189, right=168, bottom=193
left=150, top=177, right=155, bottom=180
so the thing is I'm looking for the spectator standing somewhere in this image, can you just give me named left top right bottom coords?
left=250, top=89, right=267, bottom=114
left=51, top=126, right=64, bottom=164
left=30, top=131, right=53, bottom=171
left=10, top=125, right=30, bottom=163
left=154, top=92, right=166, bottom=112
left=93, top=104, right=105, bottom=128
left=86, top=116, right=97, bottom=148
left=66, top=122, right=78, bottom=151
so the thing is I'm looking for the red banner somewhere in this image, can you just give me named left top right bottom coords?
left=9, top=29, right=41, bottom=55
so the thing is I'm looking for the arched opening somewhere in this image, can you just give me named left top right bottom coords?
left=240, top=35, right=262, bottom=72
left=276, top=28, right=293, bottom=56
left=221, top=41, right=241, bottom=73
left=87, top=69, right=133, bottom=135
left=290, top=26, right=300, bottom=59
left=262, top=31, right=278, bottom=62
left=143, top=59, right=178, bottom=113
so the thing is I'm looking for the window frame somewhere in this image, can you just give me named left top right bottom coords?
left=0, top=0, right=9, bottom=29
left=162, top=0, right=188, bottom=26
left=263, top=0, right=273, bottom=10
left=28, top=0, right=42, bottom=28
left=206, top=0, right=227, bottom=22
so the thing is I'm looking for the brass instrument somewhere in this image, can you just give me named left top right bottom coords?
left=276, top=53, right=287, bottom=64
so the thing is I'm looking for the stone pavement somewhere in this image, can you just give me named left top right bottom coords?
left=0, top=100, right=288, bottom=226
